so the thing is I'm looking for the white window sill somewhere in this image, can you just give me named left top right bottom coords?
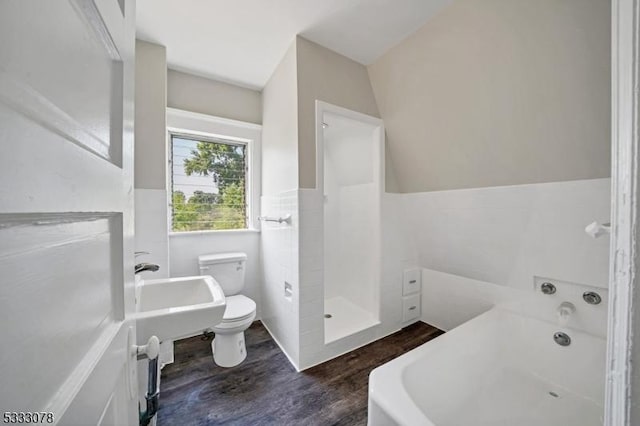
left=169, top=228, right=260, bottom=237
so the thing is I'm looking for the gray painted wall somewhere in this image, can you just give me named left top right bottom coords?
left=367, top=0, right=611, bottom=193
left=134, top=40, right=167, bottom=190
left=135, top=45, right=263, bottom=189
left=296, top=36, right=380, bottom=189
left=167, top=69, right=262, bottom=124
left=261, top=37, right=392, bottom=192
left=261, top=41, right=299, bottom=195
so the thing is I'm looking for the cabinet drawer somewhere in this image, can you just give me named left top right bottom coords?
left=403, top=268, right=421, bottom=295
left=402, top=294, right=421, bottom=322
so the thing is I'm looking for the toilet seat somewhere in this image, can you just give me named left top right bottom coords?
left=220, top=295, right=256, bottom=323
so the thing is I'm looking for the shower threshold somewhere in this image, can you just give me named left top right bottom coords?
left=324, top=296, right=380, bottom=344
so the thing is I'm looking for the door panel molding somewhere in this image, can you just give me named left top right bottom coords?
left=0, top=0, right=137, bottom=423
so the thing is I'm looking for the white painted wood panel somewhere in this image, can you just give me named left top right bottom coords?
left=0, top=215, right=119, bottom=412
left=606, top=0, right=639, bottom=424
left=0, top=0, right=137, bottom=424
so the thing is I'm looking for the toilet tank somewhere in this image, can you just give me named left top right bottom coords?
left=198, top=252, right=247, bottom=296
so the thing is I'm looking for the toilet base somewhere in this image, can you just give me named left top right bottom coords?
left=211, top=332, right=247, bottom=367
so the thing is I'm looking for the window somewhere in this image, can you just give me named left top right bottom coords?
left=170, top=134, right=248, bottom=231
left=167, top=108, right=261, bottom=234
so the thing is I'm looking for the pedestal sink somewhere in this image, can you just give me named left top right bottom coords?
left=134, top=275, right=226, bottom=345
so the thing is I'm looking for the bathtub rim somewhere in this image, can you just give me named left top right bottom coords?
left=368, top=306, right=606, bottom=425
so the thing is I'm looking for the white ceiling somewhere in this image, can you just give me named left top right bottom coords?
left=136, top=0, right=450, bottom=90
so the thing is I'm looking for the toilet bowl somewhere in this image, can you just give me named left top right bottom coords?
left=198, top=252, right=257, bottom=367
left=210, top=294, right=256, bottom=367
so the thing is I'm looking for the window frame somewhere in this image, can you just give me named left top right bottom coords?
left=169, top=132, right=248, bottom=232
left=166, top=108, right=261, bottom=234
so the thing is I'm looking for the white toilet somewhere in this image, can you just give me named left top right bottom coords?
left=198, top=252, right=256, bottom=367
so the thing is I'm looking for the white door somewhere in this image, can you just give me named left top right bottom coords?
left=0, top=0, right=138, bottom=424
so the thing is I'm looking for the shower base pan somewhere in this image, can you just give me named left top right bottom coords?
left=324, top=296, right=380, bottom=344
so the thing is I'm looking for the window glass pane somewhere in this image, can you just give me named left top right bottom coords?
left=171, top=135, right=247, bottom=231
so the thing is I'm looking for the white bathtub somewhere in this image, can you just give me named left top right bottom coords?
left=368, top=307, right=605, bottom=426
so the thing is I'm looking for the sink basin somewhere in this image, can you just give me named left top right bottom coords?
left=135, top=275, right=226, bottom=344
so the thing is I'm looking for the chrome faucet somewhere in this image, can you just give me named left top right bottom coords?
left=135, top=263, right=160, bottom=274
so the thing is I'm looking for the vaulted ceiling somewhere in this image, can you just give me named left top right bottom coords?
left=136, top=0, right=451, bottom=89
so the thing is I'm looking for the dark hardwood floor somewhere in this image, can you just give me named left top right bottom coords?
left=157, top=321, right=443, bottom=426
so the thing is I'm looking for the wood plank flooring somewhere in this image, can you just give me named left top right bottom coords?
left=157, top=321, right=443, bottom=426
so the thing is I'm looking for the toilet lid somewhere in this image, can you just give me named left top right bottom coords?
left=223, top=295, right=256, bottom=321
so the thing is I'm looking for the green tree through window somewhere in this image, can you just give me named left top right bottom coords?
left=171, top=136, right=247, bottom=231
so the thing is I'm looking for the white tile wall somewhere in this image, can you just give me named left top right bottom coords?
left=380, top=193, right=420, bottom=333
left=298, top=189, right=324, bottom=367
left=136, top=188, right=263, bottom=317
left=409, top=178, right=611, bottom=333
left=134, top=189, right=170, bottom=279
left=169, top=230, right=262, bottom=318
left=404, top=178, right=610, bottom=290
left=296, top=190, right=418, bottom=369
left=136, top=174, right=610, bottom=373
left=421, top=268, right=609, bottom=337
left=260, top=190, right=300, bottom=368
